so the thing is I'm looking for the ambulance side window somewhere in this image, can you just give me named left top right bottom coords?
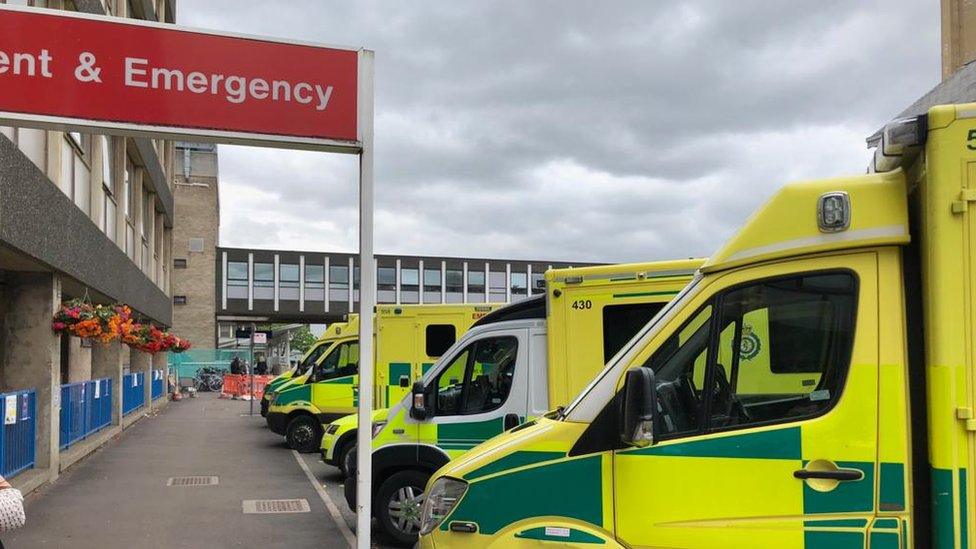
left=642, top=305, right=712, bottom=438
left=425, top=324, right=457, bottom=357
left=434, top=336, right=519, bottom=416
left=311, top=341, right=359, bottom=382
left=707, top=272, right=856, bottom=430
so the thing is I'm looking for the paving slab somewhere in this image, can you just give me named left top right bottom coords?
left=5, top=393, right=365, bottom=549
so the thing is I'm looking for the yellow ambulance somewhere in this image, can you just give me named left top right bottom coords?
left=417, top=104, right=976, bottom=548
left=336, top=260, right=702, bottom=545
left=266, top=305, right=496, bottom=453
left=260, top=321, right=350, bottom=417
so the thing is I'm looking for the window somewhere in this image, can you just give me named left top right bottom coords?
left=295, top=341, right=330, bottom=376
left=489, top=271, right=507, bottom=302
left=353, top=266, right=361, bottom=302
left=174, top=258, right=188, bottom=269
left=424, top=268, right=442, bottom=303
left=253, top=262, right=274, bottom=299
left=445, top=269, right=463, bottom=303
left=401, top=267, right=419, bottom=303
left=310, top=341, right=359, bottom=382
left=467, top=270, right=485, bottom=302
left=378, top=267, right=396, bottom=303
left=705, top=272, right=856, bottom=430
left=305, top=264, right=325, bottom=302
left=188, top=237, right=204, bottom=253
left=227, top=261, right=248, bottom=299
left=641, top=271, right=857, bottom=440
left=124, top=158, right=135, bottom=258
left=329, top=265, right=349, bottom=302
left=602, top=302, right=667, bottom=363
left=511, top=272, right=528, bottom=299
left=173, top=295, right=187, bottom=305
left=60, top=133, right=91, bottom=215
left=434, top=336, right=518, bottom=416
left=280, top=263, right=299, bottom=300
left=100, top=135, right=116, bottom=241
left=425, top=324, right=457, bottom=357
left=531, top=272, right=545, bottom=295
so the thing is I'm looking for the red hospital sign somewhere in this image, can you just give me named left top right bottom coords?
left=0, top=8, right=359, bottom=144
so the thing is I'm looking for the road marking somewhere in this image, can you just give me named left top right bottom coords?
left=292, top=450, right=356, bottom=548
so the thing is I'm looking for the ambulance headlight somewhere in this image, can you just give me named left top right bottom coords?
left=419, top=477, right=468, bottom=535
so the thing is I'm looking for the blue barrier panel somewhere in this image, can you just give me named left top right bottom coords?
left=0, top=389, right=35, bottom=478
left=122, top=372, right=145, bottom=416
left=59, top=378, right=112, bottom=450
left=151, top=370, right=164, bottom=400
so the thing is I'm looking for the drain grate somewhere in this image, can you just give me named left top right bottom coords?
left=167, top=476, right=219, bottom=487
left=242, top=499, right=311, bottom=514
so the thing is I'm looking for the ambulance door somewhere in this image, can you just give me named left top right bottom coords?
left=426, top=328, right=528, bottom=458
left=614, top=253, right=879, bottom=548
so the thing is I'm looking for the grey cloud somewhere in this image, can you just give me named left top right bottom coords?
left=185, top=0, right=939, bottom=263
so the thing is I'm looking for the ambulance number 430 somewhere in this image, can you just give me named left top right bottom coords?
left=571, top=299, right=593, bottom=310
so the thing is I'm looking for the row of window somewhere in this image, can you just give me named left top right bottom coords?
left=225, top=260, right=546, bottom=304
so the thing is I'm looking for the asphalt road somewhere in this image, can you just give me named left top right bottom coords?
left=5, top=393, right=395, bottom=548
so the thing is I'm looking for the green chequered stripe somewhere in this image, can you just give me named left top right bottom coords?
left=437, top=417, right=504, bottom=448
left=464, top=451, right=565, bottom=481
left=515, top=526, right=605, bottom=544
left=388, top=362, right=410, bottom=385
left=274, top=384, right=311, bottom=406
left=627, top=427, right=802, bottom=460
left=322, top=375, right=356, bottom=384
left=612, top=290, right=680, bottom=299
left=932, top=467, right=970, bottom=549
left=804, top=531, right=863, bottom=548
left=422, top=362, right=435, bottom=375
left=880, top=462, right=906, bottom=511
left=443, top=455, right=603, bottom=535
left=802, top=461, right=874, bottom=514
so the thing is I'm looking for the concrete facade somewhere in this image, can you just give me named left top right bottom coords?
left=171, top=143, right=219, bottom=350
left=0, top=0, right=178, bottom=493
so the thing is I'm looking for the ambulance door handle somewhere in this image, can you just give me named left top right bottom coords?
left=793, top=469, right=863, bottom=481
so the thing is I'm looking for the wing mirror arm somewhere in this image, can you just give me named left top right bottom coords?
left=620, top=367, right=658, bottom=447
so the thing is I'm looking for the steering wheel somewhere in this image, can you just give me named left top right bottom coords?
left=711, top=365, right=750, bottom=424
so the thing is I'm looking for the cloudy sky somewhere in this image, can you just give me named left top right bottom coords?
left=181, top=1, right=940, bottom=264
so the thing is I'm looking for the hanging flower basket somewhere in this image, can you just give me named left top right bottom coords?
left=53, top=298, right=192, bottom=352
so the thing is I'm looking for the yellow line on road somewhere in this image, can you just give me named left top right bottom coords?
left=291, top=450, right=356, bottom=548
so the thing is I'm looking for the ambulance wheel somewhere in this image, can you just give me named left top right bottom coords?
left=337, top=439, right=357, bottom=478
left=286, top=415, right=322, bottom=453
left=377, top=470, right=429, bottom=546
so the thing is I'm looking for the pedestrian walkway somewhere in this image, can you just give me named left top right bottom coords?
left=6, top=394, right=364, bottom=548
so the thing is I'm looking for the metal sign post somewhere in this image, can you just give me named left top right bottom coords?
left=354, top=50, right=375, bottom=549
left=0, top=6, right=378, bottom=546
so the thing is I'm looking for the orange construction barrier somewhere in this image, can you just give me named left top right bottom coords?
left=220, top=374, right=242, bottom=399
left=220, top=374, right=274, bottom=400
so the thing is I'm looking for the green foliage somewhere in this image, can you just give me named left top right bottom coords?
left=289, top=325, right=316, bottom=354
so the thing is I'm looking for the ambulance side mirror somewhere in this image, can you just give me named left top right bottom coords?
left=410, top=381, right=429, bottom=420
left=620, top=367, right=657, bottom=447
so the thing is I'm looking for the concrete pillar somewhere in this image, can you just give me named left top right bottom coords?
left=91, top=341, right=124, bottom=426
left=131, top=349, right=151, bottom=413
left=0, top=272, right=62, bottom=480
left=66, top=338, right=92, bottom=383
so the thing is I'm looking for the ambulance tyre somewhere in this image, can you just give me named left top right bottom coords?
left=337, top=439, right=357, bottom=478
left=286, top=415, right=322, bottom=453
left=377, top=469, right=429, bottom=546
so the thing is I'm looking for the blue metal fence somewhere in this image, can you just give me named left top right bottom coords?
left=122, top=372, right=145, bottom=416
left=151, top=370, right=165, bottom=400
left=0, top=389, right=36, bottom=478
left=59, top=378, right=112, bottom=451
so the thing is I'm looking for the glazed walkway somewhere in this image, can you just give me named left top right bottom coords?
left=5, top=393, right=377, bottom=548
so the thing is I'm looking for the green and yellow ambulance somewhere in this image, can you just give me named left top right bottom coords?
left=260, top=321, right=351, bottom=417
left=417, top=104, right=976, bottom=548
left=266, top=304, right=497, bottom=453
left=335, top=260, right=702, bottom=544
